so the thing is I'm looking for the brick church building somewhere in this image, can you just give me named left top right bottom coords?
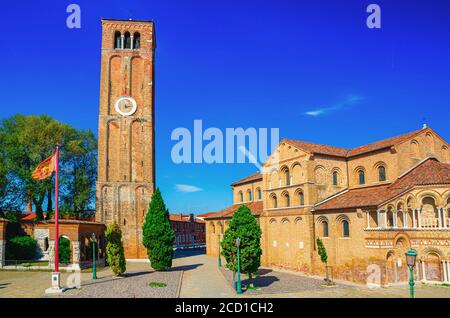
left=205, top=126, right=450, bottom=286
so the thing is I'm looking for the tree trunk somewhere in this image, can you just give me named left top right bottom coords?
left=325, top=264, right=330, bottom=283
left=27, top=191, right=32, bottom=212
left=249, top=272, right=254, bottom=288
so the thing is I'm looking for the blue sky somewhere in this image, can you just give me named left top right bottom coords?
left=1, top=0, right=450, bottom=214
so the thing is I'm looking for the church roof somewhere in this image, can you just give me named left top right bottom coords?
left=231, top=172, right=262, bottom=186
left=283, top=128, right=429, bottom=158
left=204, top=201, right=263, bottom=220
left=315, top=158, right=450, bottom=211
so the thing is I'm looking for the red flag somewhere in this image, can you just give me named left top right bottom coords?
left=31, top=153, right=56, bottom=180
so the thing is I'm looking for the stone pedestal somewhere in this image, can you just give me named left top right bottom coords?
left=0, top=240, right=5, bottom=268
left=45, top=272, right=65, bottom=294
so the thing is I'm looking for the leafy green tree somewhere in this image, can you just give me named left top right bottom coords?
left=221, top=205, right=262, bottom=283
left=0, top=114, right=97, bottom=219
left=59, top=236, right=71, bottom=264
left=105, top=223, right=126, bottom=276
left=142, top=188, right=175, bottom=271
left=316, top=237, right=331, bottom=283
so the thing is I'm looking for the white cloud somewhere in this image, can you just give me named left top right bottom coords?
left=175, top=184, right=203, bottom=193
left=304, top=95, right=364, bottom=117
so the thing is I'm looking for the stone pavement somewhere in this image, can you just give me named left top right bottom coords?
left=175, top=249, right=235, bottom=298
left=1, top=250, right=449, bottom=298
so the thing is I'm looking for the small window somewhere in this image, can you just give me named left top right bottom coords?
left=358, top=170, right=365, bottom=185
left=342, top=220, right=350, bottom=237
left=133, top=32, right=141, bottom=49
left=257, top=189, right=262, bottom=200
left=283, top=193, right=290, bottom=207
left=271, top=195, right=278, bottom=208
left=239, top=191, right=243, bottom=202
left=378, top=166, right=386, bottom=182
left=248, top=191, right=252, bottom=201
left=114, top=31, right=122, bottom=49
left=332, top=171, right=338, bottom=186
left=299, top=192, right=305, bottom=206
left=124, top=32, right=131, bottom=49
left=322, top=221, right=329, bottom=237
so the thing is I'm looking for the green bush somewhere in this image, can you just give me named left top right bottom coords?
left=142, top=188, right=175, bottom=271
left=105, top=222, right=126, bottom=276
left=59, top=236, right=71, bottom=264
left=6, top=235, right=37, bottom=260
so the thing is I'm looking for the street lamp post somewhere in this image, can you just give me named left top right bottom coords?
left=236, top=237, right=242, bottom=294
left=91, top=233, right=97, bottom=280
left=218, top=235, right=222, bottom=267
left=405, top=249, right=417, bottom=298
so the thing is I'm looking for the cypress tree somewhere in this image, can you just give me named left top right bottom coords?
left=316, top=237, right=331, bottom=283
left=142, top=188, right=175, bottom=271
left=221, top=205, right=262, bottom=282
left=105, top=222, right=126, bottom=276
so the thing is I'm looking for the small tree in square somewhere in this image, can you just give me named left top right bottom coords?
left=105, top=222, right=126, bottom=276
left=142, top=188, right=175, bottom=271
left=221, top=205, right=262, bottom=286
left=316, top=237, right=331, bottom=283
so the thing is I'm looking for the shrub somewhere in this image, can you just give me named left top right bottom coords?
left=105, top=222, right=126, bottom=276
left=142, top=188, right=175, bottom=271
left=59, top=236, right=71, bottom=264
left=6, top=235, right=37, bottom=260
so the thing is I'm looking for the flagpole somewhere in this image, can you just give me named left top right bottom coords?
left=54, top=145, right=59, bottom=273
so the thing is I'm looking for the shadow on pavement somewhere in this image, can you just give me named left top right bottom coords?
left=171, top=264, right=202, bottom=272
left=173, top=248, right=206, bottom=259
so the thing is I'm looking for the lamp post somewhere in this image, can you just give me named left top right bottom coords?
left=236, top=237, right=242, bottom=294
left=91, top=233, right=97, bottom=280
left=218, top=235, right=222, bottom=267
left=405, top=249, right=417, bottom=298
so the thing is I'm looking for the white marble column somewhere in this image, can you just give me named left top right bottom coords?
left=0, top=240, right=5, bottom=268
left=438, top=207, right=442, bottom=228
left=421, top=260, right=427, bottom=281
left=447, top=261, right=450, bottom=282
left=384, top=212, right=388, bottom=229
left=377, top=211, right=381, bottom=228
left=130, top=36, right=134, bottom=49
left=121, top=35, right=124, bottom=49
left=403, top=212, right=408, bottom=228
left=443, top=260, right=448, bottom=282
left=417, top=209, right=422, bottom=228
left=413, top=209, right=417, bottom=228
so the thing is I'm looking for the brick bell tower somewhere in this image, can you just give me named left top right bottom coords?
left=96, top=19, right=156, bottom=259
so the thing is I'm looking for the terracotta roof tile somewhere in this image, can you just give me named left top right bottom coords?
left=315, top=158, right=450, bottom=211
left=283, top=139, right=348, bottom=157
left=231, top=172, right=262, bottom=186
left=283, top=129, right=427, bottom=158
left=347, top=129, right=423, bottom=157
left=205, top=201, right=263, bottom=219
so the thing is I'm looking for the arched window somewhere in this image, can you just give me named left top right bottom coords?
left=342, top=220, right=350, bottom=237
left=257, top=188, right=262, bottom=200
left=282, top=192, right=290, bottom=207
left=378, top=166, right=386, bottom=182
left=358, top=170, right=365, bottom=185
left=124, top=32, right=131, bottom=49
left=332, top=171, right=338, bottom=186
left=239, top=191, right=243, bottom=202
left=248, top=190, right=252, bottom=201
left=114, top=31, right=122, bottom=49
left=299, top=191, right=304, bottom=206
left=322, top=221, right=329, bottom=237
left=270, top=194, right=278, bottom=208
left=133, top=32, right=141, bottom=49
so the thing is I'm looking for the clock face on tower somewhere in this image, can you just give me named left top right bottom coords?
left=114, top=96, right=138, bottom=116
